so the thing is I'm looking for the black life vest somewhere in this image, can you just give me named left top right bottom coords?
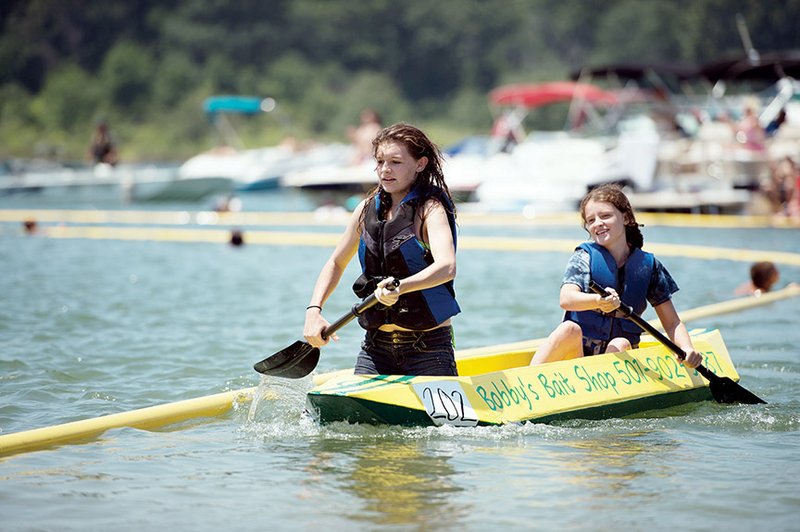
left=353, top=186, right=460, bottom=330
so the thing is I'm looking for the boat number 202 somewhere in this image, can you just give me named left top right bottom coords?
left=412, top=382, right=479, bottom=427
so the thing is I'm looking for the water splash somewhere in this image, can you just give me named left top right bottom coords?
left=245, top=375, right=311, bottom=422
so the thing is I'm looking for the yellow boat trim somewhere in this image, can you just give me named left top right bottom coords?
left=309, top=283, right=800, bottom=386
left=308, top=330, right=736, bottom=426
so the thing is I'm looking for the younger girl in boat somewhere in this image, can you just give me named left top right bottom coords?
left=303, top=123, right=460, bottom=376
left=530, top=184, right=703, bottom=368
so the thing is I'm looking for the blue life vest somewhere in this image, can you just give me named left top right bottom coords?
left=353, top=186, right=460, bottom=330
left=565, top=242, right=655, bottom=347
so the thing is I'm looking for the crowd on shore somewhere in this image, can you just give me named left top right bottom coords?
left=704, top=100, right=800, bottom=220
left=761, top=155, right=800, bottom=219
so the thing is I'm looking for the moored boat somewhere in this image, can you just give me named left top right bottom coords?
left=306, top=329, right=741, bottom=427
left=177, top=95, right=353, bottom=192
left=0, top=160, right=228, bottom=203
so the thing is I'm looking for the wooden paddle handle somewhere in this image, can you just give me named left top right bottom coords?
left=588, top=281, right=683, bottom=353
left=322, top=278, right=400, bottom=339
left=587, top=281, right=720, bottom=384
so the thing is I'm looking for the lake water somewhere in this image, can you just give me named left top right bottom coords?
left=1, top=190, right=799, bottom=531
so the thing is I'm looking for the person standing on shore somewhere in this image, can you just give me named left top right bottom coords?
left=88, top=121, right=119, bottom=166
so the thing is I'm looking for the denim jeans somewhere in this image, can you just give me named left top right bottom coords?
left=354, top=326, right=457, bottom=376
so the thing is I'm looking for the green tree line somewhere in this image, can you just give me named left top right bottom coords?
left=0, top=0, right=797, bottom=162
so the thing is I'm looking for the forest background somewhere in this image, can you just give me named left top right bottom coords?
left=0, top=0, right=798, bottom=163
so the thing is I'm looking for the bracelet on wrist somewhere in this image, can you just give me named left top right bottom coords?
left=306, top=305, right=322, bottom=311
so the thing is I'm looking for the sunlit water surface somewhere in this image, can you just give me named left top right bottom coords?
left=1, top=191, right=799, bottom=531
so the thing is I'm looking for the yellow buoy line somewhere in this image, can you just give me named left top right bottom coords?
left=1, top=208, right=799, bottom=229
left=0, top=283, right=798, bottom=459
left=0, top=389, right=255, bottom=459
left=0, top=209, right=350, bottom=227
left=27, top=224, right=800, bottom=267
left=459, top=235, right=800, bottom=267
left=42, top=225, right=343, bottom=246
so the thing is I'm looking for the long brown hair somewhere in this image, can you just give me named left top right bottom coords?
left=579, top=184, right=644, bottom=249
left=367, top=123, right=455, bottom=220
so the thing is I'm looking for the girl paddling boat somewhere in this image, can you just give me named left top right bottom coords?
left=531, top=183, right=703, bottom=369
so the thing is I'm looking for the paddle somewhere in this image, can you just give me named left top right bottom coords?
left=588, top=281, right=766, bottom=404
left=253, top=278, right=400, bottom=378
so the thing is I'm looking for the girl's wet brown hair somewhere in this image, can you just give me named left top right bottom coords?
left=579, top=183, right=644, bottom=249
left=367, top=123, right=455, bottom=219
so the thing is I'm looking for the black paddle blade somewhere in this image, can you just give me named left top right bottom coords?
left=253, top=340, right=320, bottom=378
left=709, top=376, right=767, bottom=404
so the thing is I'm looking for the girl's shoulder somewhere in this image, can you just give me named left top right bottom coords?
left=352, top=197, right=369, bottom=214
left=420, top=195, right=444, bottom=208
left=348, top=197, right=369, bottom=228
left=418, top=196, right=450, bottom=218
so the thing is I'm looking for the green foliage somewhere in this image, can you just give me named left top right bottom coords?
left=0, top=83, right=40, bottom=156
left=593, top=2, right=689, bottom=64
left=322, top=71, right=413, bottom=136
left=99, top=41, right=156, bottom=119
left=0, top=83, right=34, bottom=124
left=150, top=51, right=202, bottom=109
left=32, top=65, right=99, bottom=133
left=446, top=88, right=494, bottom=130
left=0, top=0, right=796, bottom=161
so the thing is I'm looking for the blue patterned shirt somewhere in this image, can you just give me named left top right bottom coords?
left=562, top=248, right=679, bottom=307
